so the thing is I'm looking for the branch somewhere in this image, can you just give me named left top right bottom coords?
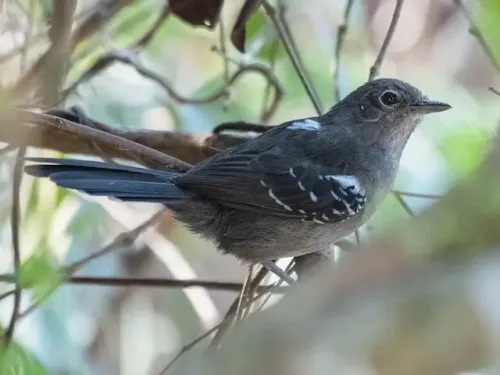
left=334, top=0, right=355, bottom=102
left=6, top=109, right=193, bottom=171
left=0, top=108, right=224, bottom=167
left=453, top=0, right=500, bottom=73
left=0, top=274, right=286, bottom=293
left=65, top=210, right=166, bottom=274
left=8, top=0, right=132, bottom=101
left=392, top=190, right=442, bottom=199
left=393, top=191, right=415, bottom=217
left=1, top=148, right=26, bottom=350
left=489, top=87, right=500, bottom=96
left=62, top=50, right=282, bottom=121
left=368, top=0, right=404, bottom=81
left=133, top=4, right=171, bottom=49
left=262, top=1, right=323, bottom=115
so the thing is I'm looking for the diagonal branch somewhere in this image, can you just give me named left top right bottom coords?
left=453, top=0, right=500, bottom=73
left=8, top=109, right=193, bottom=171
left=334, top=0, right=355, bottom=102
left=0, top=108, right=221, bottom=167
left=368, top=0, right=404, bottom=81
left=262, top=0, right=323, bottom=114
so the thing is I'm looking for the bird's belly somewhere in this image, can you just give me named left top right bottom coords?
left=216, top=211, right=367, bottom=263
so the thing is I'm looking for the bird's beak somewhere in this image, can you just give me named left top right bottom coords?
left=410, top=100, right=451, bottom=114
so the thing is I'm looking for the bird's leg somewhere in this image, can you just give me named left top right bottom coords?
left=235, top=266, right=253, bottom=321
left=262, top=261, right=295, bottom=285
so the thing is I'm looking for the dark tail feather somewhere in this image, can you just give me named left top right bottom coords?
left=24, top=157, right=191, bottom=204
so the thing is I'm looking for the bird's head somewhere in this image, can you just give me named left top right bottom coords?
left=330, top=78, right=451, bottom=146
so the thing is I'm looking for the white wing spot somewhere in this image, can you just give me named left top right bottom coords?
left=343, top=201, right=355, bottom=216
left=330, top=189, right=340, bottom=201
left=326, top=175, right=363, bottom=195
left=269, top=189, right=292, bottom=211
left=322, top=214, right=329, bottom=221
left=298, top=209, right=306, bottom=214
left=309, top=191, right=318, bottom=202
left=260, top=180, right=268, bottom=187
left=287, top=119, right=321, bottom=131
left=298, top=181, right=305, bottom=191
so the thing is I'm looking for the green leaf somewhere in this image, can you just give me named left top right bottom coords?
left=0, top=341, right=53, bottom=375
left=18, top=249, right=63, bottom=303
left=477, top=0, right=500, bottom=66
left=244, top=9, right=281, bottom=61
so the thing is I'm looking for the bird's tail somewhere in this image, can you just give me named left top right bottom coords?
left=24, top=157, right=192, bottom=204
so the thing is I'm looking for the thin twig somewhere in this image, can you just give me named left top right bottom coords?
left=158, top=323, right=223, bottom=375
left=235, top=267, right=253, bottom=321
left=218, top=16, right=230, bottom=84
left=65, top=210, right=165, bottom=274
left=392, top=190, right=443, bottom=199
left=489, top=87, right=500, bottom=96
left=9, top=0, right=127, bottom=101
left=158, top=274, right=277, bottom=375
left=207, top=267, right=269, bottom=352
left=368, top=0, right=404, bottom=81
left=260, top=39, right=280, bottom=123
left=262, top=0, right=323, bottom=115
left=0, top=290, right=15, bottom=302
left=393, top=191, right=415, bottom=217
left=355, top=230, right=361, bottom=246
left=133, top=4, right=171, bottom=48
left=0, top=274, right=287, bottom=293
left=19, top=0, right=36, bottom=72
left=61, top=51, right=282, bottom=120
left=453, top=0, right=500, bottom=73
left=334, top=0, right=355, bottom=102
left=2, top=148, right=26, bottom=349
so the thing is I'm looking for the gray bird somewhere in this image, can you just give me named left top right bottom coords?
left=24, top=78, right=450, bottom=281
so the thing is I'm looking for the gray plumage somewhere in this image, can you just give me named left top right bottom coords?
left=24, top=78, right=450, bottom=263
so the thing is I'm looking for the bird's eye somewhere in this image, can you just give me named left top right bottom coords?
left=379, top=91, right=399, bottom=107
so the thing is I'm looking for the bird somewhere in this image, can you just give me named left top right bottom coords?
left=24, top=78, right=450, bottom=283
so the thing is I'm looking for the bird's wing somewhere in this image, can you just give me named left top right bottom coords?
left=177, top=151, right=366, bottom=223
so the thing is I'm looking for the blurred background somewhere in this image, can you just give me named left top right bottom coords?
left=0, top=0, right=499, bottom=374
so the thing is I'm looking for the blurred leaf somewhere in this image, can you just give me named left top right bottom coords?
left=244, top=8, right=280, bottom=62
left=477, top=0, right=500, bottom=65
left=0, top=341, right=53, bottom=375
left=170, top=0, right=224, bottom=29
left=231, top=0, right=263, bottom=52
left=19, top=249, right=63, bottom=303
left=108, top=0, right=160, bottom=45
left=439, top=129, right=490, bottom=178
